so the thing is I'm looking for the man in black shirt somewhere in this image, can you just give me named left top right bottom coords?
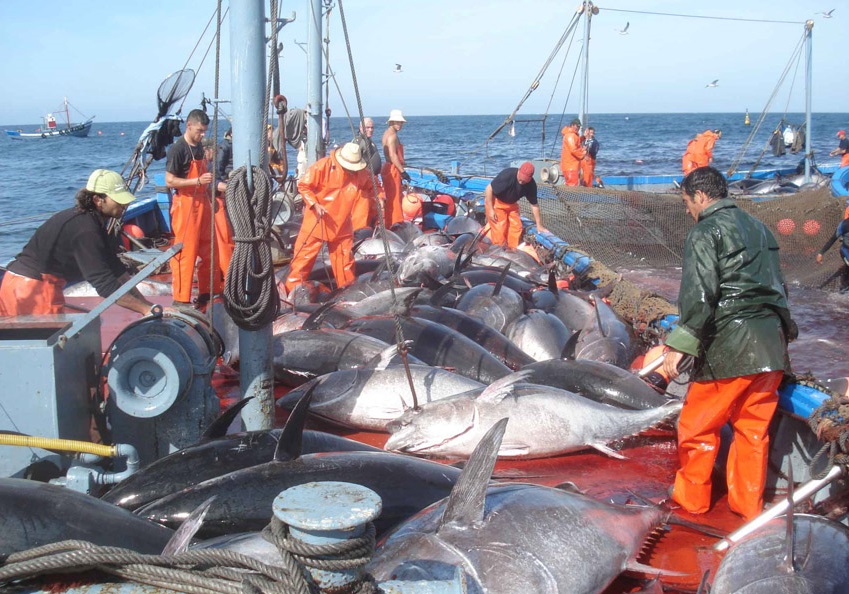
left=166, top=109, right=217, bottom=308
left=484, top=162, right=548, bottom=248
left=0, top=169, right=156, bottom=316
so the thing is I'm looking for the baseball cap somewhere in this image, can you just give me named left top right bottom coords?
left=86, top=169, right=136, bottom=205
left=838, top=130, right=846, bottom=137
left=517, top=161, right=535, bottom=182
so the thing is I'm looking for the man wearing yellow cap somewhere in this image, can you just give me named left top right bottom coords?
left=0, top=169, right=156, bottom=316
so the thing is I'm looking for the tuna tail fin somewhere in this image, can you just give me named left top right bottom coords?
left=439, top=418, right=508, bottom=531
left=492, top=262, right=512, bottom=297
left=478, top=370, right=533, bottom=403
left=452, top=244, right=465, bottom=277
left=201, top=397, right=254, bottom=440
left=273, top=381, right=318, bottom=462
left=161, top=495, right=216, bottom=555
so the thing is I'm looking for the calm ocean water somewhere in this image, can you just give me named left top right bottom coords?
left=1, top=113, right=847, bottom=378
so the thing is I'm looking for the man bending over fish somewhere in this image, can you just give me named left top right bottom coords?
left=663, top=166, right=796, bottom=521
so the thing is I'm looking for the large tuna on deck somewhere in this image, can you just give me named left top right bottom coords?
left=0, top=478, right=174, bottom=556
left=384, top=371, right=682, bottom=459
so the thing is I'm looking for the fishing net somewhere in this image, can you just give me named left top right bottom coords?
left=521, top=184, right=846, bottom=293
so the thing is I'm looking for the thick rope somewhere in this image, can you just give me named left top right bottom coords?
left=0, top=540, right=305, bottom=594
left=223, top=165, right=280, bottom=330
left=806, top=383, right=849, bottom=479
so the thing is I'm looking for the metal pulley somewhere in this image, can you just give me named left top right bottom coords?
left=105, top=309, right=222, bottom=466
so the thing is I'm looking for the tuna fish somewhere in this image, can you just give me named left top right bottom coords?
left=397, top=245, right=457, bottom=285
left=369, top=419, right=676, bottom=594
left=344, top=315, right=512, bottom=384
left=0, top=478, right=174, bottom=556
left=522, top=359, right=672, bottom=409
left=711, top=514, right=849, bottom=593
left=385, top=371, right=682, bottom=459
left=410, top=304, right=535, bottom=370
left=455, top=266, right=525, bottom=333
left=564, top=295, right=636, bottom=368
left=276, top=365, right=485, bottom=431
left=270, top=328, right=424, bottom=386
left=504, top=310, right=573, bottom=361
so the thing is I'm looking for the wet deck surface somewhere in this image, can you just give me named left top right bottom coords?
left=77, top=295, right=760, bottom=594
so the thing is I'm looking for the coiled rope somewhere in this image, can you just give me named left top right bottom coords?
left=806, top=380, right=849, bottom=479
left=0, top=517, right=379, bottom=594
left=223, top=165, right=280, bottom=330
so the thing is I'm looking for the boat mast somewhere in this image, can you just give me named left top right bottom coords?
left=229, top=0, right=275, bottom=430
left=579, top=2, right=596, bottom=128
left=306, top=0, right=324, bottom=165
left=64, top=97, right=70, bottom=129
left=804, top=19, right=813, bottom=184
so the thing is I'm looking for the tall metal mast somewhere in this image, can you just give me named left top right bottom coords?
left=306, top=0, right=324, bottom=165
left=804, top=19, right=813, bottom=184
left=579, top=2, right=596, bottom=129
left=229, top=0, right=274, bottom=430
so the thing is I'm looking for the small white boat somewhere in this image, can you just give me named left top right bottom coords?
left=5, top=97, right=94, bottom=140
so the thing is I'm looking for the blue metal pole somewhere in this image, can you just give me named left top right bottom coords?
left=804, top=20, right=813, bottom=184
left=230, top=0, right=274, bottom=431
left=306, top=0, right=323, bottom=165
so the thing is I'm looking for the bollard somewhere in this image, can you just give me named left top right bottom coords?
left=274, top=481, right=382, bottom=591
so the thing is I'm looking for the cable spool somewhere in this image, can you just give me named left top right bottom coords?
left=105, top=311, right=221, bottom=466
left=540, top=165, right=560, bottom=184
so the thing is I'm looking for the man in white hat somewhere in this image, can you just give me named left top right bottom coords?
left=381, top=109, right=410, bottom=227
left=0, top=169, right=157, bottom=316
left=284, top=143, right=372, bottom=293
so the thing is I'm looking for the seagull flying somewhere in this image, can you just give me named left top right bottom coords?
left=393, top=63, right=403, bottom=74
left=705, top=79, right=719, bottom=88
left=615, top=22, right=629, bottom=35
left=818, top=9, right=835, bottom=18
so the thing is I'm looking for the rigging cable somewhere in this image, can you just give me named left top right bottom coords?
left=601, top=7, right=804, bottom=26
left=726, top=30, right=806, bottom=177
left=455, top=9, right=583, bottom=172
left=336, top=0, right=420, bottom=410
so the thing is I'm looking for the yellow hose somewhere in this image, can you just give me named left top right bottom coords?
left=0, top=434, right=117, bottom=457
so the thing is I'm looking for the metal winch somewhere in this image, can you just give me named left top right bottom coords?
left=105, top=308, right=222, bottom=467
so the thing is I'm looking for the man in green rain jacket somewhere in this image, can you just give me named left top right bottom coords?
left=662, top=166, right=796, bottom=521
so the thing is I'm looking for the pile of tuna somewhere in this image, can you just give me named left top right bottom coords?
left=9, top=218, right=848, bottom=593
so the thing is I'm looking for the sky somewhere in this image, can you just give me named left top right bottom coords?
left=0, top=1, right=844, bottom=125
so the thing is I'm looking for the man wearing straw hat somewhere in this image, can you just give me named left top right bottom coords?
left=381, top=109, right=410, bottom=227
left=284, top=143, right=372, bottom=293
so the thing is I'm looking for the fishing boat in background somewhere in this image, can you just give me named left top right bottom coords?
left=4, top=97, right=94, bottom=140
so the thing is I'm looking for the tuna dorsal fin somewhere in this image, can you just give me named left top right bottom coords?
left=302, top=301, right=337, bottom=330
left=695, top=569, right=711, bottom=594
left=161, top=495, right=216, bottom=555
left=273, top=381, right=318, bottom=462
left=492, top=262, right=511, bottom=297
left=420, top=272, right=443, bottom=291
left=201, top=397, right=253, bottom=440
left=439, top=418, right=508, bottom=531
left=547, top=269, right=558, bottom=296
left=478, top=370, right=533, bottom=403
left=588, top=294, right=610, bottom=338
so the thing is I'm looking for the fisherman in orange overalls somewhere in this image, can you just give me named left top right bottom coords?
left=682, top=136, right=700, bottom=175
left=485, top=162, right=548, bottom=248
left=166, top=109, right=219, bottom=309
left=559, top=118, right=586, bottom=187
left=284, top=143, right=371, bottom=292
left=693, top=129, right=721, bottom=168
left=0, top=169, right=156, bottom=316
left=381, top=110, right=410, bottom=227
